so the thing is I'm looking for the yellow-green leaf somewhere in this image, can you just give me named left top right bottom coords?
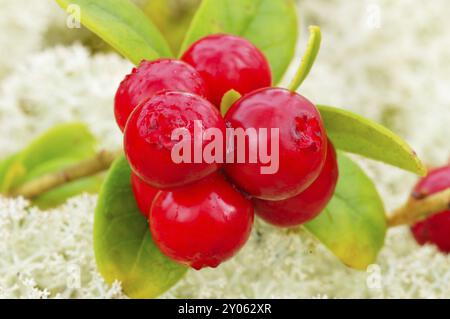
left=220, top=89, right=241, bottom=117
left=288, top=25, right=321, bottom=91
left=0, top=123, right=96, bottom=190
left=32, top=174, right=104, bottom=209
left=0, top=123, right=99, bottom=208
left=94, top=156, right=187, bottom=299
left=305, top=153, right=387, bottom=270
left=5, top=123, right=97, bottom=190
left=142, top=0, right=201, bottom=53
left=23, top=157, right=104, bottom=209
left=0, top=153, right=20, bottom=192
left=55, top=0, right=173, bottom=63
left=318, top=105, right=426, bottom=176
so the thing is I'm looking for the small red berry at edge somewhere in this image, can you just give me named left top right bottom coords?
left=411, top=165, right=450, bottom=253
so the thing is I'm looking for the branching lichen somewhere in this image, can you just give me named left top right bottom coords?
left=0, top=0, right=449, bottom=299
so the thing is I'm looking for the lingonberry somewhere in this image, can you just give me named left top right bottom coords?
left=115, top=59, right=208, bottom=131
left=149, top=173, right=254, bottom=270
left=181, top=34, right=272, bottom=106
left=224, top=88, right=327, bottom=201
left=124, top=91, right=226, bottom=189
left=253, top=140, right=338, bottom=227
left=131, top=172, right=160, bottom=218
left=411, top=165, right=450, bottom=253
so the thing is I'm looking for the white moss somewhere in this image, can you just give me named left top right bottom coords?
left=0, top=195, right=124, bottom=299
left=0, top=0, right=62, bottom=79
left=0, top=44, right=130, bottom=153
left=0, top=0, right=449, bottom=299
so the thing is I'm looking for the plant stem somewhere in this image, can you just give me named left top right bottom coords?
left=10, top=149, right=122, bottom=199
left=387, top=188, right=450, bottom=227
left=288, top=25, right=322, bottom=92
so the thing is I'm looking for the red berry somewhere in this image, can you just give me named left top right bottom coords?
left=411, top=165, right=450, bottom=253
left=115, top=59, right=208, bottom=131
left=181, top=34, right=272, bottom=106
left=253, top=141, right=339, bottom=227
left=124, top=91, right=226, bottom=189
left=224, top=88, right=327, bottom=200
left=149, top=173, right=254, bottom=270
left=131, top=172, right=160, bottom=218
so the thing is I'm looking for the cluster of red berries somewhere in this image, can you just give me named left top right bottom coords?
left=411, top=165, right=450, bottom=253
left=114, top=34, right=339, bottom=270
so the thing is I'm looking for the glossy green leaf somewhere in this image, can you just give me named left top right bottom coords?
left=288, top=25, right=321, bottom=91
left=6, top=123, right=97, bottom=189
left=0, top=153, right=20, bottom=192
left=22, top=157, right=104, bottom=209
left=142, top=0, right=201, bottom=53
left=305, top=153, right=387, bottom=270
left=220, top=89, right=241, bottom=117
left=0, top=123, right=99, bottom=208
left=180, top=0, right=298, bottom=83
left=33, top=174, right=104, bottom=209
left=21, top=157, right=85, bottom=183
left=318, top=105, right=426, bottom=176
left=55, top=0, right=173, bottom=63
left=19, top=124, right=96, bottom=171
left=94, top=156, right=187, bottom=299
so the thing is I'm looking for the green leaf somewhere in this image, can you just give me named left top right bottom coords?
left=33, top=174, right=104, bottom=209
left=220, top=89, right=241, bottom=117
left=20, top=124, right=96, bottom=171
left=318, top=105, right=426, bottom=176
left=55, top=0, right=173, bottom=63
left=0, top=153, right=21, bottom=192
left=22, top=157, right=104, bottom=209
left=180, top=0, right=298, bottom=83
left=0, top=123, right=100, bottom=208
left=288, top=25, right=321, bottom=91
left=94, top=156, right=187, bottom=299
left=7, top=123, right=97, bottom=189
left=305, top=153, right=387, bottom=270
left=142, top=0, right=201, bottom=53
